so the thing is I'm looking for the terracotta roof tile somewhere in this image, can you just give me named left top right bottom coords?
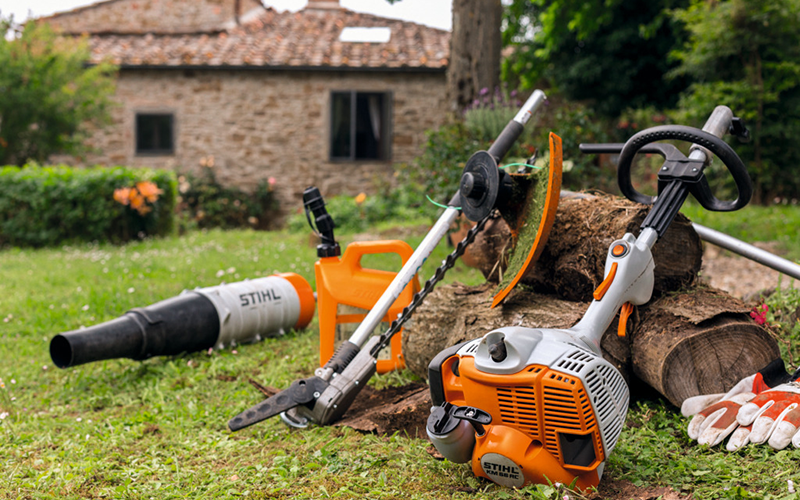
left=86, top=7, right=449, bottom=70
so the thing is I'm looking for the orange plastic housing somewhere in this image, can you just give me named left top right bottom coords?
left=444, top=355, right=605, bottom=490
left=315, top=240, right=420, bottom=374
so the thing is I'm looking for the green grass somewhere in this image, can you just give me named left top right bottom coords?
left=1, top=223, right=799, bottom=499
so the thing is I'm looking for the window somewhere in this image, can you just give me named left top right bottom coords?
left=330, top=92, right=391, bottom=161
left=136, top=113, right=174, bottom=155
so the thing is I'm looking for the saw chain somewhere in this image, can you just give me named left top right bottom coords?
left=369, top=212, right=493, bottom=358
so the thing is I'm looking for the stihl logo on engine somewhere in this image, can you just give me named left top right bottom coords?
left=483, top=462, right=520, bottom=480
left=479, top=453, right=525, bottom=488
left=239, top=289, right=281, bottom=307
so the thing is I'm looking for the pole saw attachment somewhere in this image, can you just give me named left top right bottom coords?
left=426, top=106, right=753, bottom=490
left=50, top=274, right=315, bottom=369
left=227, top=90, right=550, bottom=432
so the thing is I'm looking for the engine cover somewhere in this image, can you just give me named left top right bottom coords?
left=428, top=327, right=629, bottom=491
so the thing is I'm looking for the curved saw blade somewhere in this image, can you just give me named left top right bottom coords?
left=491, top=132, right=562, bottom=308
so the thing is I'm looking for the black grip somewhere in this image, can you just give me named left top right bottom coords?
left=324, top=340, right=360, bottom=374
left=487, top=121, right=524, bottom=162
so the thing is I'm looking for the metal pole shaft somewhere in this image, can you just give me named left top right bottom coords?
left=692, top=223, right=800, bottom=281
left=347, top=207, right=461, bottom=348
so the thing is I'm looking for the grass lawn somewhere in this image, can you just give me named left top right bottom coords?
left=1, top=215, right=799, bottom=499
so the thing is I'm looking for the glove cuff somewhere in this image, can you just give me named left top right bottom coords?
left=758, top=358, right=794, bottom=389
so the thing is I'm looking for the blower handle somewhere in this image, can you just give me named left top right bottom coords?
left=303, top=186, right=340, bottom=258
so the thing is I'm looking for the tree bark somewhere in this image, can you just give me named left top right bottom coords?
left=459, top=194, right=703, bottom=302
left=447, top=0, right=503, bottom=113
left=402, top=283, right=780, bottom=407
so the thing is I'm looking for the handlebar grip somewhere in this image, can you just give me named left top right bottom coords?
left=617, top=125, right=752, bottom=211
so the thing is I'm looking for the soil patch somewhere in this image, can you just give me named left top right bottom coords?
left=701, top=242, right=797, bottom=301
left=335, top=382, right=430, bottom=439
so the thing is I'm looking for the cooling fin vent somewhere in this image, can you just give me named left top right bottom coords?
left=584, top=363, right=629, bottom=452
left=497, top=386, right=539, bottom=436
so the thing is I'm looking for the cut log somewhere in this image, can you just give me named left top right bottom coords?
left=465, top=194, right=703, bottom=302
left=402, top=283, right=780, bottom=406
left=631, top=289, right=781, bottom=406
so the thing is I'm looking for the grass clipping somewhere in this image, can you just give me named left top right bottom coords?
left=493, top=164, right=550, bottom=295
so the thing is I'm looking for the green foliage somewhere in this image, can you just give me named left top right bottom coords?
left=287, top=180, right=428, bottom=234
left=177, top=170, right=279, bottom=231
left=532, top=97, right=617, bottom=192
left=761, top=282, right=800, bottom=367
left=396, top=121, right=489, bottom=205
left=0, top=165, right=176, bottom=247
left=0, top=20, right=116, bottom=165
left=463, top=87, right=523, bottom=143
left=670, top=0, right=800, bottom=203
left=503, top=0, right=690, bottom=116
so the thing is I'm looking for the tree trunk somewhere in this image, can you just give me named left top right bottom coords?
left=447, top=0, right=503, bottom=113
left=402, top=283, right=780, bottom=407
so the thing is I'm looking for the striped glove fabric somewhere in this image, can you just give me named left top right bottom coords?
left=682, top=359, right=799, bottom=450
left=728, top=380, right=800, bottom=450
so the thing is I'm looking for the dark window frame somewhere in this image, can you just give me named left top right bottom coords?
left=329, top=91, right=392, bottom=162
left=135, top=112, right=176, bottom=156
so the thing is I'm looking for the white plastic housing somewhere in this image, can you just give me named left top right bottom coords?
left=192, top=276, right=302, bottom=350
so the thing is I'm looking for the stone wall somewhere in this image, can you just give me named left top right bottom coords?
left=43, top=0, right=265, bottom=34
left=74, top=68, right=448, bottom=215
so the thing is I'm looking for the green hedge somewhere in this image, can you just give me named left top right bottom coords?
left=0, top=165, right=177, bottom=247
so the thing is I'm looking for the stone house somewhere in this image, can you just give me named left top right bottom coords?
left=43, top=0, right=450, bottom=212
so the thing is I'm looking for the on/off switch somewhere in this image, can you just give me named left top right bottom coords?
left=611, top=243, right=628, bottom=258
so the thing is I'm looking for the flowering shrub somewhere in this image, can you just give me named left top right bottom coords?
left=113, top=181, right=164, bottom=215
left=463, top=86, right=523, bottom=143
left=0, top=165, right=176, bottom=247
left=176, top=169, right=279, bottom=230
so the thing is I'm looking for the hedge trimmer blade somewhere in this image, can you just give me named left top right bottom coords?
left=491, top=132, right=563, bottom=308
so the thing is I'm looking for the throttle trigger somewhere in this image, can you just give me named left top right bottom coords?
left=618, top=302, right=634, bottom=338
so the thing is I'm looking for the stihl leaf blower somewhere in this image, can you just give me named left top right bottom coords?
left=50, top=274, right=315, bottom=368
left=426, top=106, right=753, bottom=490
left=228, top=90, right=553, bottom=431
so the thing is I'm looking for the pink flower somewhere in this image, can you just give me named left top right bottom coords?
left=268, top=177, right=276, bottom=186
left=750, top=304, right=769, bottom=326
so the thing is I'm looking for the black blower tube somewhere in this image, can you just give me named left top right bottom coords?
left=50, top=293, right=220, bottom=369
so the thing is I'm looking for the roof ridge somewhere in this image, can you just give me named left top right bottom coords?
left=37, top=0, right=126, bottom=22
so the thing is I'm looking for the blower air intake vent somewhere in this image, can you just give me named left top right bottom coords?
left=540, top=377, right=600, bottom=463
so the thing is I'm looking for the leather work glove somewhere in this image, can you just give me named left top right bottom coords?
left=682, top=359, right=798, bottom=450
left=727, top=380, right=800, bottom=450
